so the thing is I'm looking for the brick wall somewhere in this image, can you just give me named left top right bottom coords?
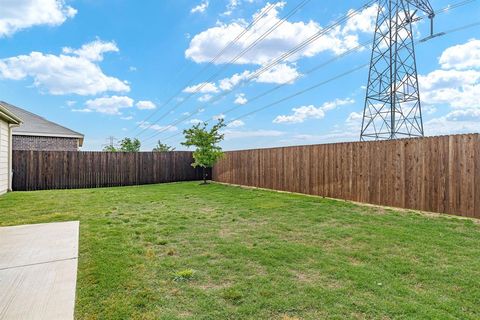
left=13, top=135, right=80, bottom=151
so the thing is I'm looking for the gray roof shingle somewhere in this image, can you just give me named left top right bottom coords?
left=0, top=101, right=84, bottom=146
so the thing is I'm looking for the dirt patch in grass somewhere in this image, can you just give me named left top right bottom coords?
left=197, top=281, right=231, bottom=291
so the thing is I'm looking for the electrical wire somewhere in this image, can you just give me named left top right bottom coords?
left=140, top=0, right=377, bottom=142
left=148, top=0, right=477, bottom=144
left=134, top=0, right=311, bottom=137
left=130, top=1, right=279, bottom=133
left=158, top=18, right=480, bottom=144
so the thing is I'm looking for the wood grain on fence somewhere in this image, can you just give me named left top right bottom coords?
left=212, top=134, right=480, bottom=218
left=12, top=151, right=203, bottom=191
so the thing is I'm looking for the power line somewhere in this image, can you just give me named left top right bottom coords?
left=134, top=0, right=310, bottom=137
left=141, top=0, right=375, bottom=140
left=159, top=19, right=480, bottom=144
left=158, top=65, right=368, bottom=143
left=140, top=0, right=377, bottom=142
left=226, top=19, right=480, bottom=126
left=130, top=1, right=279, bottom=134
left=221, top=41, right=371, bottom=116
left=146, top=0, right=477, bottom=144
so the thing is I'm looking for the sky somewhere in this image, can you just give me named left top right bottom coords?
left=0, top=0, right=479, bottom=151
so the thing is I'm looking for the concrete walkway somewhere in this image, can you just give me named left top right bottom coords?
left=0, top=221, right=79, bottom=320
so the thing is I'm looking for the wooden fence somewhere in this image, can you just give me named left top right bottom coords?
left=12, top=151, right=204, bottom=191
left=213, top=134, right=480, bottom=219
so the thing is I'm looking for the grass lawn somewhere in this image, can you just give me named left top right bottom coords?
left=1, top=182, right=480, bottom=319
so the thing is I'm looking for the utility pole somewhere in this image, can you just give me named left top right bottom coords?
left=102, top=136, right=118, bottom=150
left=360, top=0, right=437, bottom=141
left=107, top=136, right=116, bottom=148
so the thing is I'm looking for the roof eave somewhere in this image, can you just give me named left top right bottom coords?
left=0, top=105, right=22, bottom=125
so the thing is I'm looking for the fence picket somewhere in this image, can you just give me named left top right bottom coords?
left=12, top=151, right=204, bottom=191
left=212, top=134, right=480, bottom=218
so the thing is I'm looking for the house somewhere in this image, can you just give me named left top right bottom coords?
left=0, top=104, right=21, bottom=194
left=0, top=102, right=84, bottom=151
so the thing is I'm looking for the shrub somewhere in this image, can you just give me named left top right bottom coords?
left=174, top=269, right=195, bottom=281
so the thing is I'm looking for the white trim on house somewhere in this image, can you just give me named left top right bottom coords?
left=0, top=106, right=21, bottom=125
left=8, top=124, right=15, bottom=191
left=0, top=105, right=21, bottom=194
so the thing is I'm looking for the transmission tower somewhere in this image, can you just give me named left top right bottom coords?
left=360, top=0, right=436, bottom=141
left=101, top=136, right=118, bottom=149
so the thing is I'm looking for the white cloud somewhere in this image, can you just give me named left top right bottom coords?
left=346, top=111, right=362, bottom=124
left=121, top=116, right=133, bottom=120
left=198, top=94, right=212, bottom=102
left=439, top=39, right=480, bottom=70
left=66, top=100, right=76, bottom=107
left=62, top=39, right=119, bottom=62
left=342, top=5, right=377, bottom=34
left=84, top=96, right=134, bottom=115
left=414, top=38, right=480, bottom=136
left=152, top=125, right=177, bottom=132
left=0, top=0, right=77, bottom=37
left=280, top=111, right=362, bottom=144
left=234, top=93, right=247, bottom=105
left=138, top=122, right=178, bottom=132
left=223, top=0, right=240, bottom=16
left=420, top=69, right=480, bottom=109
left=0, top=40, right=129, bottom=95
left=219, top=70, right=252, bottom=91
left=191, top=0, right=209, bottom=14
left=222, top=0, right=254, bottom=16
left=322, top=98, right=355, bottom=111
left=189, top=119, right=203, bottom=124
left=302, top=39, right=480, bottom=141
left=223, top=129, right=284, bottom=140
left=136, top=100, right=156, bottom=110
left=185, top=3, right=376, bottom=65
left=71, top=108, right=91, bottom=113
left=419, top=38, right=480, bottom=111
left=274, top=105, right=325, bottom=124
left=273, top=98, right=355, bottom=124
left=183, top=82, right=219, bottom=93
left=227, top=119, right=245, bottom=128
left=255, top=63, right=300, bottom=84
left=191, top=63, right=299, bottom=97
left=420, top=69, right=480, bottom=91
left=425, top=109, right=480, bottom=135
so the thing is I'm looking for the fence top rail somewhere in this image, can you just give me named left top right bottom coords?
left=13, top=150, right=194, bottom=154
left=220, top=133, right=480, bottom=153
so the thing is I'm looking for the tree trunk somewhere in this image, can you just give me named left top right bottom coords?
left=202, top=167, right=207, bottom=184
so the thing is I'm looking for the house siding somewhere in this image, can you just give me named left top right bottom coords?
left=0, top=119, right=9, bottom=194
left=13, top=136, right=80, bottom=151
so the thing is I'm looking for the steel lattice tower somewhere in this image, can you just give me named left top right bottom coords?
left=360, top=0, right=435, bottom=141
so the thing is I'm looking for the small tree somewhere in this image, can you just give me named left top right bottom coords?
left=119, top=138, right=141, bottom=152
left=182, top=119, right=225, bottom=184
left=153, top=140, right=175, bottom=152
left=103, top=145, right=117, bottom=152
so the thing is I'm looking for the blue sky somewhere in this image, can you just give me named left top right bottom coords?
left=0, top=0, right=479, bottom=151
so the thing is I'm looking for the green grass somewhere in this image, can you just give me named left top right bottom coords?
left=1, top=182, right=479, bottom=319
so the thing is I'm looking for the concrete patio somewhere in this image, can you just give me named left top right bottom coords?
left=0, top=221, right=79, bottom=320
